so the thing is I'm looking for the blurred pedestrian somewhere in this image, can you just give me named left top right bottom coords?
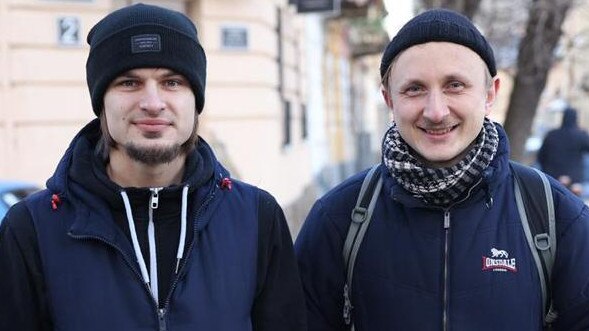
left=0, top=4, right=305, bottom=330
left=538, top=106, right=589, bottom=196
left=295, top=8, right=589, bottom=330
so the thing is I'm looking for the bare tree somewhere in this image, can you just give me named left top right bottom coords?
left=476, top=0, right=529, bottom=69
left=418, top=0, right=575, bottom=162
left=503, top=0, right=574, bottom=162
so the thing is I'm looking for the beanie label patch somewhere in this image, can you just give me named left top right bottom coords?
left=131, top=34, right=161, bottom=53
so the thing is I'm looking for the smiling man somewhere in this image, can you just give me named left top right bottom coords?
left=0, top=4, right=306, bottom=331
left=295, top=8, right=589, bottom=330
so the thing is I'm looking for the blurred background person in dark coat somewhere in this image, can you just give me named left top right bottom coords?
left=538, top=106, right=589, bottom=195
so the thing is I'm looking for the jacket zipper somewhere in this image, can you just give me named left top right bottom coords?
left=159, top=186, right=217, bottom=315
left=442, top=210, right=451, bottom=331
left=149, top=187, right=162, bottom=305
left=441, top=177, right=484, bottom=331
left=69, top=184, right=218, bottom=327
left=158, top=308, right=167, bottom=331
left=150, top=188, right=161, bottom=209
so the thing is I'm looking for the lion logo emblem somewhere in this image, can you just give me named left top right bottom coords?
left=491, top=248, right=509, bottom=258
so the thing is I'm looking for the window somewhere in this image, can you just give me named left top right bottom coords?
left=283, top=101, right=292, bottom=147
left=301, top=104, right=308, bottom=139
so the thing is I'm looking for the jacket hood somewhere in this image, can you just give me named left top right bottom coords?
left=46, top=119, right=221, bottom=209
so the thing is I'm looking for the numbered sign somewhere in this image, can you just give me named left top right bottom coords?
left=221, top=26, right=248, bottom=50
left=57, top=17, right=80, bottom=46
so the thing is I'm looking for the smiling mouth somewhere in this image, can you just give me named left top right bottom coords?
left=422, top=124, right=458, bottom=135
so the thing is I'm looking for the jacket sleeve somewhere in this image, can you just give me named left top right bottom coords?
left=295, top=200, right=347, bottom=331
left=551, top=198, right=589, bottom=330
left=0, top=201, right=53, bottom=331
left=251, top=190, right=307, bottom=331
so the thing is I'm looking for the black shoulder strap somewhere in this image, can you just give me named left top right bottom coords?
left=510, top=161, right=557, bottom=326
left=342, top=164, right=382, bottom=329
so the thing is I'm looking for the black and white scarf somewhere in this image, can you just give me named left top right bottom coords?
left=382, top=118, right=499, bottom=207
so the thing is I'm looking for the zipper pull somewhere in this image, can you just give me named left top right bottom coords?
left=150, top=188, right=162, bottom=209
left=444, top=210, right=451, bottom=229
left=158, top=308, right=167, bottom=331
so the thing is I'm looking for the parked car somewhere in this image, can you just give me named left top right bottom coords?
left=0, top=180, right=40, bottom=223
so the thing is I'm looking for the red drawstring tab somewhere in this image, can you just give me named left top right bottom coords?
left=51, top=194, right=61, bottom=210
left=220, top=177, right=232, bottom=191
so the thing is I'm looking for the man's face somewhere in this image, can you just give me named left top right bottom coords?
left=103, top=68, right=196, bottom=165
left=382, top=42, right=499, bottom=168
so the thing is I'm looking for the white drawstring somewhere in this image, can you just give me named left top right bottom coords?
left=120, top=191, right=151, bottom=288
left=176, top=185, right=189, bottom=273
left=120, top=186, right=190, bottom=306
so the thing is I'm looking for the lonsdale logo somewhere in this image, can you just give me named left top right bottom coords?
left=482, top=248, right=517, bottom=272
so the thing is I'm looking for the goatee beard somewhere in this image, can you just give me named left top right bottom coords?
left=124, top=142, right=182, bottom=165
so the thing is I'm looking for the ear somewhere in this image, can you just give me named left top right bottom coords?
left=381, top=84, right=393, bottom=109
left=485, top=76, right=501, bottom=116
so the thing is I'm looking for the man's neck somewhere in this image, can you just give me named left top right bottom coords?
left=106, top=150, right=186, bottom=188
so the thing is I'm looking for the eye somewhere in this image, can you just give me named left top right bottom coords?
left=163, top=75, right=188, bottom=89
left=165, top=79, right=181, bottom=88
left=402, top=84, right=425, bottom=97
left=446, top=81, right=465, bottom=92
left=114, top=79, right=139, bottom=88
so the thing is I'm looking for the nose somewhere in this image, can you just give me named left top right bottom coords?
left=139, top=83, right=166, bottom=114
left=423, top=90, right=449, bottom=123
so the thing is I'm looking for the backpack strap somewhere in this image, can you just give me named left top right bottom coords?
left=510, top=161, right=557, bottom=326
left=342, top=164, right=383, bottom=329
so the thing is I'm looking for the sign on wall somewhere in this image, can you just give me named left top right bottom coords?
left=221, top=26, right=248, bottom=50
left=296, top=0, right=340, bottom=13
left=57, top=16, right=81, bottom=46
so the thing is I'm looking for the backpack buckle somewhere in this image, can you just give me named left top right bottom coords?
left=534, top=233, right=551, bottom=251
left=351, top=207, right=367, bottom=223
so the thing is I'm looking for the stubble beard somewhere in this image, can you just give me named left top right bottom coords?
left=123, top=142, right=182, bottom=166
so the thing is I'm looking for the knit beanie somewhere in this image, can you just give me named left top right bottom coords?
left=86, top=3, right=207, bottom=116
left=380, top=8, right=496, bottom=80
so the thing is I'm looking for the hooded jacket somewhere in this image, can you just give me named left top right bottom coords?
left=538, top=107, right=589, bottom=183
left=295, top=124, right=589, bottom=330
left=0, top=119, right=306, bottom=331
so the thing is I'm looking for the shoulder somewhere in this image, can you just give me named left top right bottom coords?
left=0, top=200, right=37, bottom=249
left=536, top=169, right=588, bottom=228
left=223, top=177, right=264, bottom=197
left=317, top=167, right=372, bottom=214
left=224, top=178, right=280, bottom=212
left=299, top=167, right=374, bottom=240
left=256, top=188, right=280, bottom=211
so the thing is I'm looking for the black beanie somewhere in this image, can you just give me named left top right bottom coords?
left=380, top=8, right=496, bottom=80
left=86, top=3, right=207, bottom=116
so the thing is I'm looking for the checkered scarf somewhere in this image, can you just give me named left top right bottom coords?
left=382, top=118, right=499, bottom=207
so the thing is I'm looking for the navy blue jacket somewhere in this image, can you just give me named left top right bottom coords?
left=538, top=108, right=589, bottom=183
left=295, top=125, right=589, bottom=330
left=0, top=120, right=306, bottom=330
